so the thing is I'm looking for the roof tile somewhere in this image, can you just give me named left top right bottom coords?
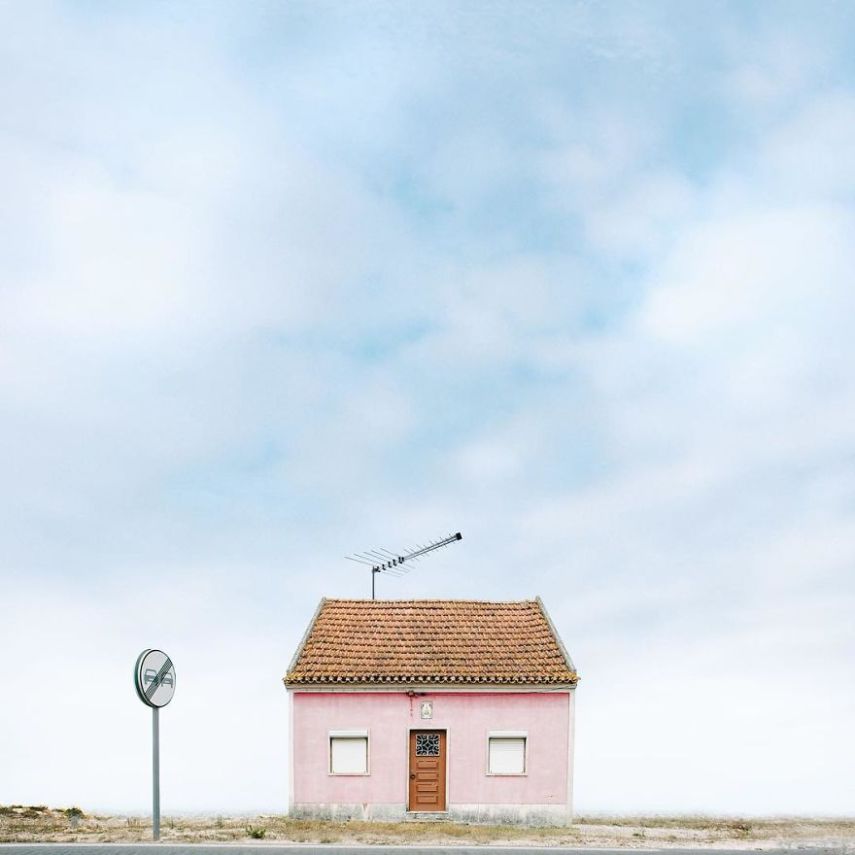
left=284, top=599, right=578, bottom=686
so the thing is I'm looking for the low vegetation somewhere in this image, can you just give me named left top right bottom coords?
left=1, top=804, right=853, bottom=847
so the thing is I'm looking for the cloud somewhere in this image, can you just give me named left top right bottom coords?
left=2, top=0, right=855, bottom=815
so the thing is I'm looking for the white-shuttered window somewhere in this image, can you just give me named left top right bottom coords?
left=487, top=734, right=527, bottom=775
left=329, top=732, right=369, bottom=774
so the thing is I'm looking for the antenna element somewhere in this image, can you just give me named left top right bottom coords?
left=346, top=532, right=463, bottom=599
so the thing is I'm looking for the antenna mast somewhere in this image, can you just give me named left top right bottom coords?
left=346, top=532, right=463, bottom=599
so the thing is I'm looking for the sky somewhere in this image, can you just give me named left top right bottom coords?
left=1, top=0, right=854, bottom=816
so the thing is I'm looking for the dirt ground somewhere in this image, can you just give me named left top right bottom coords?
left=2, top=805, right=853, bottom=848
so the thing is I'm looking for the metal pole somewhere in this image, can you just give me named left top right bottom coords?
left=371, top=568, right=376, bottom=600
left=152, top=705, right=160, bottom=841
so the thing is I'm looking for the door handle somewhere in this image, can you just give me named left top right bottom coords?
left=409, top=774, right=416, bottom=780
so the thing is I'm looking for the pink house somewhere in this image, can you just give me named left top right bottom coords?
left=283, top=598, right=579, bottom=824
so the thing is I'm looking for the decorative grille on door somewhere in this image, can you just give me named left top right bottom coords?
left=415, top=732, right=440, bottom=756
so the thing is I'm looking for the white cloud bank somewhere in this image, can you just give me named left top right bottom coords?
left=1, top=1, right=854, bottom=815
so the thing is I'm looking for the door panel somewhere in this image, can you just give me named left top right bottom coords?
left=408, top=730, right=447, bottom=811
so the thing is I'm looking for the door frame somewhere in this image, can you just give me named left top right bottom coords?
left=406, top=727, right=450, bottom=812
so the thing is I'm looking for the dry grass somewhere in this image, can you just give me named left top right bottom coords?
left=1, top=805, right=854, bottom=848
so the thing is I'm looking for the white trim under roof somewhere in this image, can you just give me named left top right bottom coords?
left=286, top=684, right=577, bottom=693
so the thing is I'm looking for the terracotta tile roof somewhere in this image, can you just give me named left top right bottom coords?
left=284, top=598, right=578, bottom=686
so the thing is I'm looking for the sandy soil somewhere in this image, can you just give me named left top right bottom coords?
left=2, top=805, right=853, bottom=849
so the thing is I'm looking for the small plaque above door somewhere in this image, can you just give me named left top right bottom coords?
left=420, top=701, right=433, bottom=719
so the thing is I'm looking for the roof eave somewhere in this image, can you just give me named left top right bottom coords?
left=536, top=594, right=577, bottom=675
left=282, top=597, right=327, bottom=687
left=284, top=678, right=579, bottom=689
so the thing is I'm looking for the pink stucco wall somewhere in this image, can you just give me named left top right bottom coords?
left=290, top=690, right=573, bottom=812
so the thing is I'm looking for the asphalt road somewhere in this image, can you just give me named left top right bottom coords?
left=0, top=848, right=843, bottom=855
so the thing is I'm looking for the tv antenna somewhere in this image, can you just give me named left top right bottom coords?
left=346, top=531, right=463, bottom=599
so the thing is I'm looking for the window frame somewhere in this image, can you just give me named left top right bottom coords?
left=486, top=731, right=528, bottom=776
left=328, top=730, right=370, bottom=776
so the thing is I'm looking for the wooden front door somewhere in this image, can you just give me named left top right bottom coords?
left=408, top=730, right=447, bottom=812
